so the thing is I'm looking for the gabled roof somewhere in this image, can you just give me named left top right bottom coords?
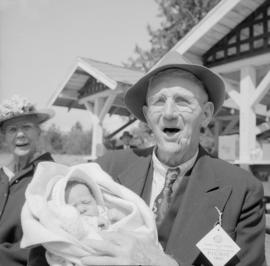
left=48, top=57, right=143, bottom=117
left=172, top=0, right=266, bottom=63
left=80, top=58, right=143, bottom=85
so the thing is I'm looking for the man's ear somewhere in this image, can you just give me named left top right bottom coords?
left=201, top=102, right=214, bottom=128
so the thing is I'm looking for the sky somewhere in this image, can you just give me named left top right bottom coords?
left=0, top=0, right=161, bottom=131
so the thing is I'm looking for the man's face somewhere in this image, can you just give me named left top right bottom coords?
left=143, top=72, right=213, bottom=163
left=3, top=116, right=41, bottom=158
left=67, top=183, right=99, bottom=216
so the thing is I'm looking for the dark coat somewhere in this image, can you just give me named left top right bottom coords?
left=96, top=146, right=266, bottom=266
left=28, top=147, right=266, bottom=266
left=0, top=152, right=54, bottom=266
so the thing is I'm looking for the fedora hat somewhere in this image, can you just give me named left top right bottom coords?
left=125, top=51, right=225, bottom=122
left=0, top=95, right=54, bottom=128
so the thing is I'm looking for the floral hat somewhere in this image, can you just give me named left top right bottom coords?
left=0, top=95, right=54, bottom=128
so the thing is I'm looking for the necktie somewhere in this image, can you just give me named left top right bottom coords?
left=153, top=168, right=180, bottom=227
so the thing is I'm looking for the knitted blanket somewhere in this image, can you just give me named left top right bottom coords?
left=21, top=162, right=159, bottom=266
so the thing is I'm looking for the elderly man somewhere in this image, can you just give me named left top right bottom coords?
left=29, top=52, right=265, bottom=266
left=87, top=51, right=265, bottom=266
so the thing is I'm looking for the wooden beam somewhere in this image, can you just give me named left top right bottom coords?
left=224, top=79, right=241, bottom=107
left=78, top=89, right=119, bottom=104
left=250, top=70, right=270, bottom=107
left=99, top=94, right=117, bottom=122
left=239, top=66, right=257, bottom=162
left=223, top=97, right=270, bottom=117
left=216, top=114, right=239, bottom=121
left=221, top=116, right=239, bottom=135
left=104, top=118, right=137, bottom=139
left=255, top=121, right=270, bottom=135
left=83, top=101, right=93, bottom=112
left=93, top=98, right=104, bottom=116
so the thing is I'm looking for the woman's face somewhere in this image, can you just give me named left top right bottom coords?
left=2, top=116, right=41, bottom=158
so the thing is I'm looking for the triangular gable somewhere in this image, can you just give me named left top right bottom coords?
left=203, top=1, right=270, bottom=66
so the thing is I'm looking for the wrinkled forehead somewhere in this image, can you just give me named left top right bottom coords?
left=147, top=68, right=208, bottom=100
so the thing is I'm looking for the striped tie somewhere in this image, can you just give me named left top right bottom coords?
left=153, top=168, right=180, bottom=227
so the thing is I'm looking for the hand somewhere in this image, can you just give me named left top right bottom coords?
left=81, top=230, right=178, bottom=266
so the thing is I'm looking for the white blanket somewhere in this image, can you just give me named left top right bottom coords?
left=21, top=162, right=159, bottom=266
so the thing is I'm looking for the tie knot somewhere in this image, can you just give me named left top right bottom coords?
left=165, top=168, right=180, bottom=188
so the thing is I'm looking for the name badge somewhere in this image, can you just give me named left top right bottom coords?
left=196, top=224, right=240, bottom=266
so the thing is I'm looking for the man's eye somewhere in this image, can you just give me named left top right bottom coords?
left=152, top=96, right=166, bottom=105
left=22, top=124, right=33, bottom=131
left=7, top=127, right=17, bottom=133
left=174, top=97, right=190, bottom=106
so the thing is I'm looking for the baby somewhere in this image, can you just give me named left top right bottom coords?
left=57, top=179, right=124, bottom=241
left=65, top=180, right=110, bottom=231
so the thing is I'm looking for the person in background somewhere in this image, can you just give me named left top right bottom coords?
left=0, top=95, right=54, bottom=266
left=118, top=131, right=136, bottom=149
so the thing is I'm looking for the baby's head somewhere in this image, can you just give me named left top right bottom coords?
left=65, top=180, right=99, bottom=216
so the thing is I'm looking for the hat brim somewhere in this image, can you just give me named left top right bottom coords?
left=0, top=108, right=55, bottom=128
left=124, top=63, right=225, bottom=122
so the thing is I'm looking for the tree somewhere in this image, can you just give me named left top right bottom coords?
left=63, top=121, right=92, bottom=154
left=41, top=124, right=64, bottom=153
left=125, top=0, right=221, bottom=71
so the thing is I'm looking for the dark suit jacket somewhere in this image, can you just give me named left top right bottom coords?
left=28, top=147, right=265, bottom=266
left=96, top=146, right=266, bottom=266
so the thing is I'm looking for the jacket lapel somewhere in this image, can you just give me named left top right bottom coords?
left=116, top=148, right=153, bottom=198
left=166, top=154, right=232, bottom=264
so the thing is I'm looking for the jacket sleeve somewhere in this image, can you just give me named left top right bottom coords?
left=0, top=241, right=29, bottom=266
left=27, top=245, right=49, bottom=266
left=235, top=181, right=266, bottom=266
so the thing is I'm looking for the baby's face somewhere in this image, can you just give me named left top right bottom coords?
left=67, top=183, right=99, bottom=216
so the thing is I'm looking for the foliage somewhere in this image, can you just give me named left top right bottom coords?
left=62, top=122, right=92, bottom=154
left=39, top=122, right=92, bottom=155
left=125, top=0, right=221, bottom=71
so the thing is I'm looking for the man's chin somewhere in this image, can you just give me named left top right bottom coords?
left=158, top=143, right=183, bottom=155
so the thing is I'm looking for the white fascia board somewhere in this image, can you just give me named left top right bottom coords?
left=77, top=58, right=117, bottom=90
left=173, top=0, right=242, bottom=55
left=211, top=53, right=270, bottom=74
left=47, top=60, right=79, bottom=107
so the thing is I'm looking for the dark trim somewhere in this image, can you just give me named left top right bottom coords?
left=203, top=0, right=270, bottom=67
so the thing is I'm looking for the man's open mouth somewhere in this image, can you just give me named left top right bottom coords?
left=163, top=127, right=180, bottom=135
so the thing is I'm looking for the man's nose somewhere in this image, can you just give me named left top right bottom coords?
left=16, top=127, right=26, bottom=137
left=163, top=99, right=177, bottom=119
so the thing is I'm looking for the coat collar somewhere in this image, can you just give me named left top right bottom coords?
left=116, top=147, right=153, bottom=196
left=166, top=150, right=232, bottom=264
left=10, top=152, right=53, bottom=184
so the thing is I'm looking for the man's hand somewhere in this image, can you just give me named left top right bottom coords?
left=81, top=230, right=178, bottom=266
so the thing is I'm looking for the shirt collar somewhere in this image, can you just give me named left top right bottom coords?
left=152, top=148, right=198, bottom=178
left=2, top=166, right=15, bottom=181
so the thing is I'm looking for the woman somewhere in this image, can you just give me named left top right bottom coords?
left=0, top=95, right=54, bottom=266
